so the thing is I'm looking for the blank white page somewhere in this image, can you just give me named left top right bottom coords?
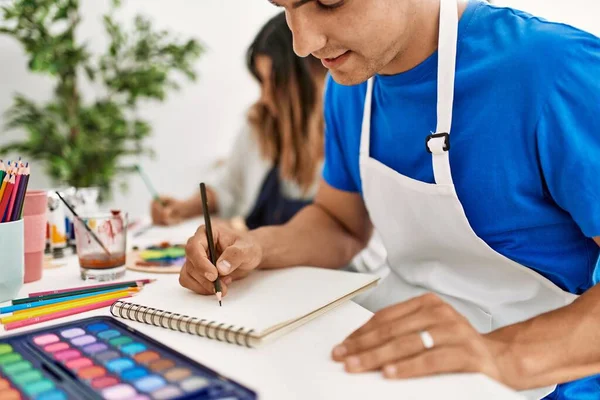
left=124, top=267, right=378, bottom=334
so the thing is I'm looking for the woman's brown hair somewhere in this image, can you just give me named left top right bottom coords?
left=246, top=12, right=327, bottom=192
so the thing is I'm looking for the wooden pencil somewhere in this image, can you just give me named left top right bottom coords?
left=200, top=182, right=222, bottom=306
left=29, top=278, right=155, bottom=297
left=2, top=296, right=133, bottom=331
left=13, top=281, right=146, bottom=305
left=1, top=289, right=138, bottom=324
left=0, top=174, right=16, bottom=222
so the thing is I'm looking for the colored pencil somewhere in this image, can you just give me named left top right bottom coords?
left=200, top=182, right=222, bottom=306
left=12, top=287, right=139, bottom=317
left=1, top=288, right=138, bottom=324
left=14, top=164, right=30, bottom=221
left=0, top=287, right=134, bottom=314
left=0, top=174, right=16, bottom=222
left=1, top=296, right=133, bottom=332
left=18, top=172, right=30, bottom=219
left=0, top=173, right=9, bottom=206
left=135, top=164, right=165, bottom=205
left=12, top=282, right=144, bottom=306
left=0, top=160, right=5, bottom=183
left=55, top=190, right=111, bottom=256
left=5, top=165, right=22, bottom=222
left=28, top=278, right=156, bottom=297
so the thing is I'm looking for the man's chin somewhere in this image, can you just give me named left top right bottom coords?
left=328, top=68, right=373, bottom=87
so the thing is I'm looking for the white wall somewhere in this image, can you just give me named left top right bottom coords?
left=0, top=0, right=278, bottom=217
left=495, top=0, right=599, bottom=35
left=1, top=0, right=597, bottom=218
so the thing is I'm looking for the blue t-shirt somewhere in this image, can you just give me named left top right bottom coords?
left=323, top=1, right=600, bottom=398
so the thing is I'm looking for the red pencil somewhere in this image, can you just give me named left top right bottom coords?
left=28, top=279, right=156, bottom=297
left=1, top=295, right=132, bottom=331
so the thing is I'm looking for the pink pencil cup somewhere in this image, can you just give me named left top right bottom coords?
left=23, top=190, right=48, bottom=283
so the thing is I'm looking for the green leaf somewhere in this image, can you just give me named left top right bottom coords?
left=83, top=64, right=96, bottom=81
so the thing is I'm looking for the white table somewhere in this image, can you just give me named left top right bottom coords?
left=1, top=219, right=523, bottom=400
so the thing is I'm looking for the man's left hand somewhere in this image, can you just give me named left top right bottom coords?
left=332, top=293, right=518, bottom=386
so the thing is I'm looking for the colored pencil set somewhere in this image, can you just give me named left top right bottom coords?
left=0, top=159, right=31, bottom=223
left=0, top=279, right=155, bottom=331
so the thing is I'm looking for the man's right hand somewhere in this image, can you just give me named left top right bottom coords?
left=180, top=222, right=263, bottom=296
left=151, top=196, right=186, bottom=226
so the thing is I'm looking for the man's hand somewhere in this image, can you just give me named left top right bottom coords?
left=180, top=222, right=263, bottom=296
left=332, top=294, right=518, bottom=386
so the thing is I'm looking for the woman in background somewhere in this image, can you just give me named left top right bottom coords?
left=152, top=12, right=327, bottom=231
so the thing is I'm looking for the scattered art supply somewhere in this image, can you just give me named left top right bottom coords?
left=29, top=279, right=155, bottom=298
left=2, top=297, right=131, bottom=332
left=56, top=191, right=111, bottom=257
left=0, top=316, right=257, bottom=399
left=126, top=242, right=185, bottom=274
left=73, top=211, right=128, bottom=282
left=1, top=287, right=138, bottom=314
left=0, top=159, right=31, bottom=223
left=1, top=288, right=138, bottom=325
left=46, top=190, right=69, bottom=257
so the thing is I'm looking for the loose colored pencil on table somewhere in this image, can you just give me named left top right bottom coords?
left=1, top=288, right=139, bottom=324
left=10, top=287, right=138, bottom=319
left=11, top=281, right=148, bottom=306
left=28, top=278, right=156, bottom=297
left=0, top=287, right=138, bottom=314
left=1, top=296, right=133, bottom=332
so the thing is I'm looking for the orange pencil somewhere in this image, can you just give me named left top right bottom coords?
left=0, top=174, right=16, bottom=222
left=0, top=173, right=9, bottom=201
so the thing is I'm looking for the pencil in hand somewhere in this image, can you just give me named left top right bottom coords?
left=199, top=182, right=222, bottom=306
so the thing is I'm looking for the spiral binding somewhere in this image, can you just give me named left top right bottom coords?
left=110, top=301, right=256, bottom=348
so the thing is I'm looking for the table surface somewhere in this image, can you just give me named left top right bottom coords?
left=1, top=218, right=524, bottom=400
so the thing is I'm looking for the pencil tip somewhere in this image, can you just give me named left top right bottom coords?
left=219, top=301, right=222, bottom=307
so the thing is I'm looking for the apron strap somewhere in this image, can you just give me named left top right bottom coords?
left=428, top=0, right=459, bottom=185
left=359, top=77, right=375, bottom=157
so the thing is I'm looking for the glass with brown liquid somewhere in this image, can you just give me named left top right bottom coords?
left=74, top=211, right=128, bottom=281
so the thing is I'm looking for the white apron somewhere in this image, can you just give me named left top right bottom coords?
left=354, top=0, right=577, bottom=398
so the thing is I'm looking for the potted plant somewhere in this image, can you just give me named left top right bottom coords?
left=0, top=0, right=203, bottom=201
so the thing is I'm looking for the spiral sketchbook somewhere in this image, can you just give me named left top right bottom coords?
left=110, top=267, right=378, bottom=348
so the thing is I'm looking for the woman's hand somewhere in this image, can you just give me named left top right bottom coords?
left=151, top=196, right=188, bottom=226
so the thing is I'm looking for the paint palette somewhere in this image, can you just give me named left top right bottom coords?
left=0, top=316, right=256, bottom=399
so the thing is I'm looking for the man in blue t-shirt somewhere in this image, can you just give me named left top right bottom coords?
left=182, top=0, right=600, bottom=398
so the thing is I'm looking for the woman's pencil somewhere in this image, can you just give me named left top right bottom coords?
left=1, top=296, right=133, bottom=332
left=200, top=182, right=222, bottom=306
left=28, top=279, right=155, bottom=298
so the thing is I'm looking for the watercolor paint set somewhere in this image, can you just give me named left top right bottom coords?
left=0, top=316, right=257, bottom=399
